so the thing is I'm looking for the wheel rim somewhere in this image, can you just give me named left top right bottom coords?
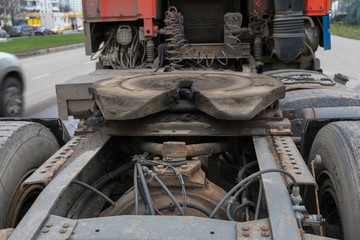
left=3, top=169, right=43, bottom=228
left=319, top=179, right=343, bottom=239
left=4, top=86, right=22, bottom=116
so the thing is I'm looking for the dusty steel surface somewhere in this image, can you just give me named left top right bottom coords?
left=56, top=69, right=157, bottom=120
left=264, top=69, right=335, bottom=86
left=0, top=229, right=13, bottom=240
left=89, top=71, right=285, bottom=121
left=23, top=136, right=85, bottom=187
left=273, top=136, right=317, bottom=188
left=36, top=215, right=273, bottom=240
left=8, top=132, right=110, bottom=240
left=100, top=112, right=292, bottom=137
left=302, top=233, right=337, bottom=240
left=253, top=136, right=302, bottom=240
left=302, top=106, right=360, bottom=123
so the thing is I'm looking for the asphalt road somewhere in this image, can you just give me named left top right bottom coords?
left=316, top=35, right=360, bottom=89
left=20, top=47, right=95, bottom=118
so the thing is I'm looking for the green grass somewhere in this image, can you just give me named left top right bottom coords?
left=0, top=33, right=85, bottom=54
left=330, top=23, right=360, bottom=40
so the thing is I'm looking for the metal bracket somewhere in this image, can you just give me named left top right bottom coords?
left=23, top=136, right=85, bottom=187
left=253, top=136, right=302, bottom=240
left=273, top=136, right=317, bottom=189
left=37, top=215, right=77, bottom=240
left=236, top=218, right=272, bottom=239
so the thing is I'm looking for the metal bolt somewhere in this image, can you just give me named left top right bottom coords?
left=181, top=165, right=188, bottom=170
left=42, top=228, right=49, bottom=233
left=59, top=228, right=67, bottom=234
left=261, top=225, right=268, bottom=231
left=63, top=223, right=70, bottom=228
left=45, top=223, right=52, bottom=228
left=242, top=226, right=251, bottom=231
left=243, top=231, right=250, bottom=237
left=261, top=231, right=270, bottom=237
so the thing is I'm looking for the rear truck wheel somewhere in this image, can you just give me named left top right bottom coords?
left=0, top=77, right=23, bottom=117
left=0, top=121, right=59, bottom=228
left=309, top=121, right=360, bottom=239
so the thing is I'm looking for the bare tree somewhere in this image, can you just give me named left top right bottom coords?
left=0, top=0, right=20, bottom=27
left=7, top=0, right=20, bottom=26
left=0, top=2, right=9, bottom=27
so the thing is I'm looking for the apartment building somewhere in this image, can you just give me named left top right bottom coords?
left=20, top=0, right=60, bottom=13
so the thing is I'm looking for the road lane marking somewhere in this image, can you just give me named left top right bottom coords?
left=31, top=73, right=50, bottom=80
left=83, top=61, right=95, bottom=65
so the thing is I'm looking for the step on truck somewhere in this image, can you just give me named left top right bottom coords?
left=1, top=0, right=359, bottom=239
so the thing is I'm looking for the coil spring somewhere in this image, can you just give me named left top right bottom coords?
left=164, top=7, right=185, bottom=70
left=146, top=39, right=155, bottom=63
left=164, top=6, right=233, bottom=70
left=254, top=37, right=262, bottom=61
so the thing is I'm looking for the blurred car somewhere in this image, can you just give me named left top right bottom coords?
left=0, top=28, right=7, bottom=38
left=35, top=27, right=51, bottom=36
left=77, top=26, right=84, bottom=32
left=9, top=25, right=34, bottom=37
left=0, top=52, right=25, bottom=117
left=50, top=26, right=64, bottom=34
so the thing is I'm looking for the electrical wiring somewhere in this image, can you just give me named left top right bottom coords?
left=209, top=168, right=297, bottom=218
left=67, top=162, right=133, bottom=219
left=136, top=163, right=156, bottom=215
left=142, top=166, right=185, bottom=216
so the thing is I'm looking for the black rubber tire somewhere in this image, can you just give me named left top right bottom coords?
left=0, top=121, right=59, bottom=228
left=0, top=77, right=23, bottom=117
left=309, top=121, right=360, bottom=240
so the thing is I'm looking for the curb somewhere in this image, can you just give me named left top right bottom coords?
left=15, top=43, right=85, bottom=59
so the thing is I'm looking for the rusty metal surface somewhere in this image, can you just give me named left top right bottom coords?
left=36, top=215, right=77, bottom=240
left=100, top=178, right=228, bottom=219
left=23, top=136, right=85, bottom=187
left=0, top=229, right=13, bottom=240
left=8, top=132, right=110, bottom=240
left=253, top=136, right=302, bottom=240
left=176, top=43, right=251, bottom=59
left=272, top=136, right=317, bottom=188
left=138, top=141, right=228, bottom=158
left=89, top=71, right=285, bottom=121
left=100, top=112, right=292, bottom=137
left=149, top=160, right=205, bottom=187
